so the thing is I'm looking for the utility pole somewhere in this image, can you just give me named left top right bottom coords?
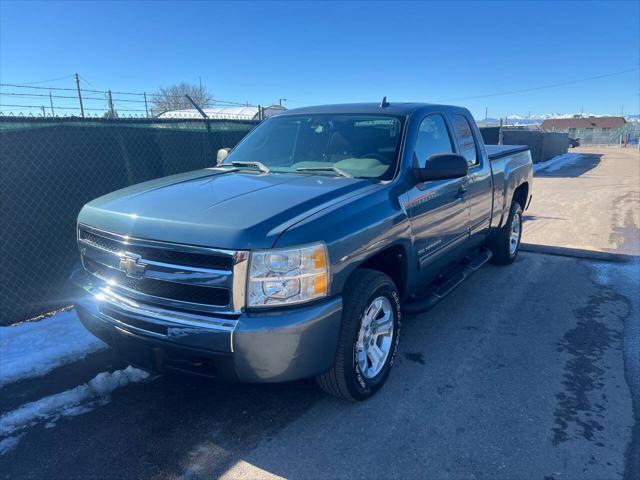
left=75, top=73, right=85, bottom=118
left=484, top=107, right=488, bottom=121
left=621, top=105, right=624, bottom=116
left=107, top=90, right=115, bottom=117
left=41, top=105, right=46, bottom=117
left=279, top=98, right=287, bottom=107
left=144, top=92, right=149, bottom=118
left=49, top=91, right=55, bottom=116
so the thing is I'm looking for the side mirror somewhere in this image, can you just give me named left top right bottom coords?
left=216, top=148, right=231, bottom=164
left=414, top=153, right=468, bottom=182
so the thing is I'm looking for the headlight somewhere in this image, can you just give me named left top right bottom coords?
left=248, top=243, right=328, bottom=307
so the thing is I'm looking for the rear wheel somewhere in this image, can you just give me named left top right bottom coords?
left=316, top=269, right=401, bottom=401
left=489, top=200, right=523, bottom=265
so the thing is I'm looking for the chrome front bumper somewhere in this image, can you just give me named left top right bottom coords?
left=73, top=270, right=343, bottom=383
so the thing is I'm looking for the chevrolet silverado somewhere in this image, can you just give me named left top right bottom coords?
left=74, top=102, right=533, bottom=401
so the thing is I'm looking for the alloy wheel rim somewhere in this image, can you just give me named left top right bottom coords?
left=509, top=213, right=521, bottom=256
left=355, top=296, right=394, bottom=379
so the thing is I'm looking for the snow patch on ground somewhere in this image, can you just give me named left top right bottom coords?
left=534, top=153, right=582, bottom=173
left=0, top=310, right=107, bottom=387
left=0, top=366, right=149, bottom=442
left=0, top=434, right=24, bottom=456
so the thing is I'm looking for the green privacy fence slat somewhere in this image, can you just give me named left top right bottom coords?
left=0, top=117, right=258, bottom=325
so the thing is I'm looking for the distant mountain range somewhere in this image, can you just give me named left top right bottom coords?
left=477, top=113, right=639, bottom=126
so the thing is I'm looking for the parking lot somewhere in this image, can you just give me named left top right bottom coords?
left=1, top=148, right=638, bottom=479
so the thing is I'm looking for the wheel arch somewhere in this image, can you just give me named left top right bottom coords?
left=347, top=244, right=409, bottom=299
left=513, top=182, right=529, bottom=210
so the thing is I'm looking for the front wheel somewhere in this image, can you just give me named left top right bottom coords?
left=489, top=201, right=523, bottom=265
left=316, top=269, right=401, bottom=401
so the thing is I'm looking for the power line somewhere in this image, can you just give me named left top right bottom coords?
left=79, top=75, right=100, bottom=89
left=5, top=67, right=634, bottom=110
left=0, top=76, right=278, bottom=112
left=2, top=75, right=75, bottom=86
left=437, top=67, right=639, bottom=102
left=0, top=83, right=80, bottom=92
left=0, top=83, right=255, bottom=107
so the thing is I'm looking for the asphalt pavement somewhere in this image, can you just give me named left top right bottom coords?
left=1, top=148, right=638, bottom=479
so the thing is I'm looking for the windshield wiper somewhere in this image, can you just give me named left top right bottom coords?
left=295, top=166, right=352, bottom=178
left=231, top=161, right=271, bottom=174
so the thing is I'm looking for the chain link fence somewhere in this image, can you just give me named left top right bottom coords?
left=0, top=117, right=257, bottom=325
left=566, top=124, right=637, bottom=146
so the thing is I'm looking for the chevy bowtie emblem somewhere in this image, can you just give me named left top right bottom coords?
left=119, top=253, right=146, bottom=278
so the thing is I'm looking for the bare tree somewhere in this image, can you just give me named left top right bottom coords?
left=151, top=82, right=213, bottom=115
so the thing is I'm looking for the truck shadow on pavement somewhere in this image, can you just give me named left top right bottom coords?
left=117, top=372, right=324, bottom=478
left=537, top=153, right=602, bottom=178
left=1, top=365, right=325, bottom=479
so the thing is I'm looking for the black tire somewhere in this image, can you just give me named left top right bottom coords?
left=489, top=200, right=523, bottom=265
left=316, top=269, right=401, bottom=401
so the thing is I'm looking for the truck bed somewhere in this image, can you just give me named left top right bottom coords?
left=485, top=145, right=530, bottom=161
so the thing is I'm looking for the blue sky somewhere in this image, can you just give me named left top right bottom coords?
left=1, top=0, right=638, bottom=119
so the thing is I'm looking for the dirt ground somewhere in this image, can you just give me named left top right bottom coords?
left=524, top=146, right=640, bottom=256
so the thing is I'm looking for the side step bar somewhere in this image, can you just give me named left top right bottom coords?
left=402, top=247, right=493, bottom=314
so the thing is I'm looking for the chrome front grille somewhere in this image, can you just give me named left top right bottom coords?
left=79, top=229, right=234, bottom=270
left=83, top=258, right=232, bottom=307
left=77, top=224, right=247, bottom=315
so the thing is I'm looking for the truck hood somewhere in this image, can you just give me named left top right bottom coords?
left=78, top=169, right=377, bottom=249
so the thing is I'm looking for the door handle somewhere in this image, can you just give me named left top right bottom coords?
left=456, top=181, right=468, bottom=198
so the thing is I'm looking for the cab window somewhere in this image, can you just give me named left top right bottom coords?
left=414, top=114, right=454, bottom=163
left=451, top=114, right=478, bottom=166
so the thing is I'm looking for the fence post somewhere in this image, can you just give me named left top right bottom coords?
left=108, top=90, right=115, bottom=117
left=75, top=73, right=85, bottom=118
left=49, top=91, right=55, bottom=116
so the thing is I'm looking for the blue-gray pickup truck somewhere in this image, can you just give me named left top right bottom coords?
left=74, top=102, right=532, bottom=401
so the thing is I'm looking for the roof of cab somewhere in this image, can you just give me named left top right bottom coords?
left=279, top=102, right=461, bottom=116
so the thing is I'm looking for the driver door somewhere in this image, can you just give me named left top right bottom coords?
left=405, top=114, right=469, bottom=269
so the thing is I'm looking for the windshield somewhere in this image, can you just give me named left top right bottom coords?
left=223, top=114, right=405, bottom=180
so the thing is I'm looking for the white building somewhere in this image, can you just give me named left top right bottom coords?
left=158, top=105, right=285, bottom=120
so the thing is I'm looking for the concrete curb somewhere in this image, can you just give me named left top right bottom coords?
left=520, top=243, right=638, bottom=263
